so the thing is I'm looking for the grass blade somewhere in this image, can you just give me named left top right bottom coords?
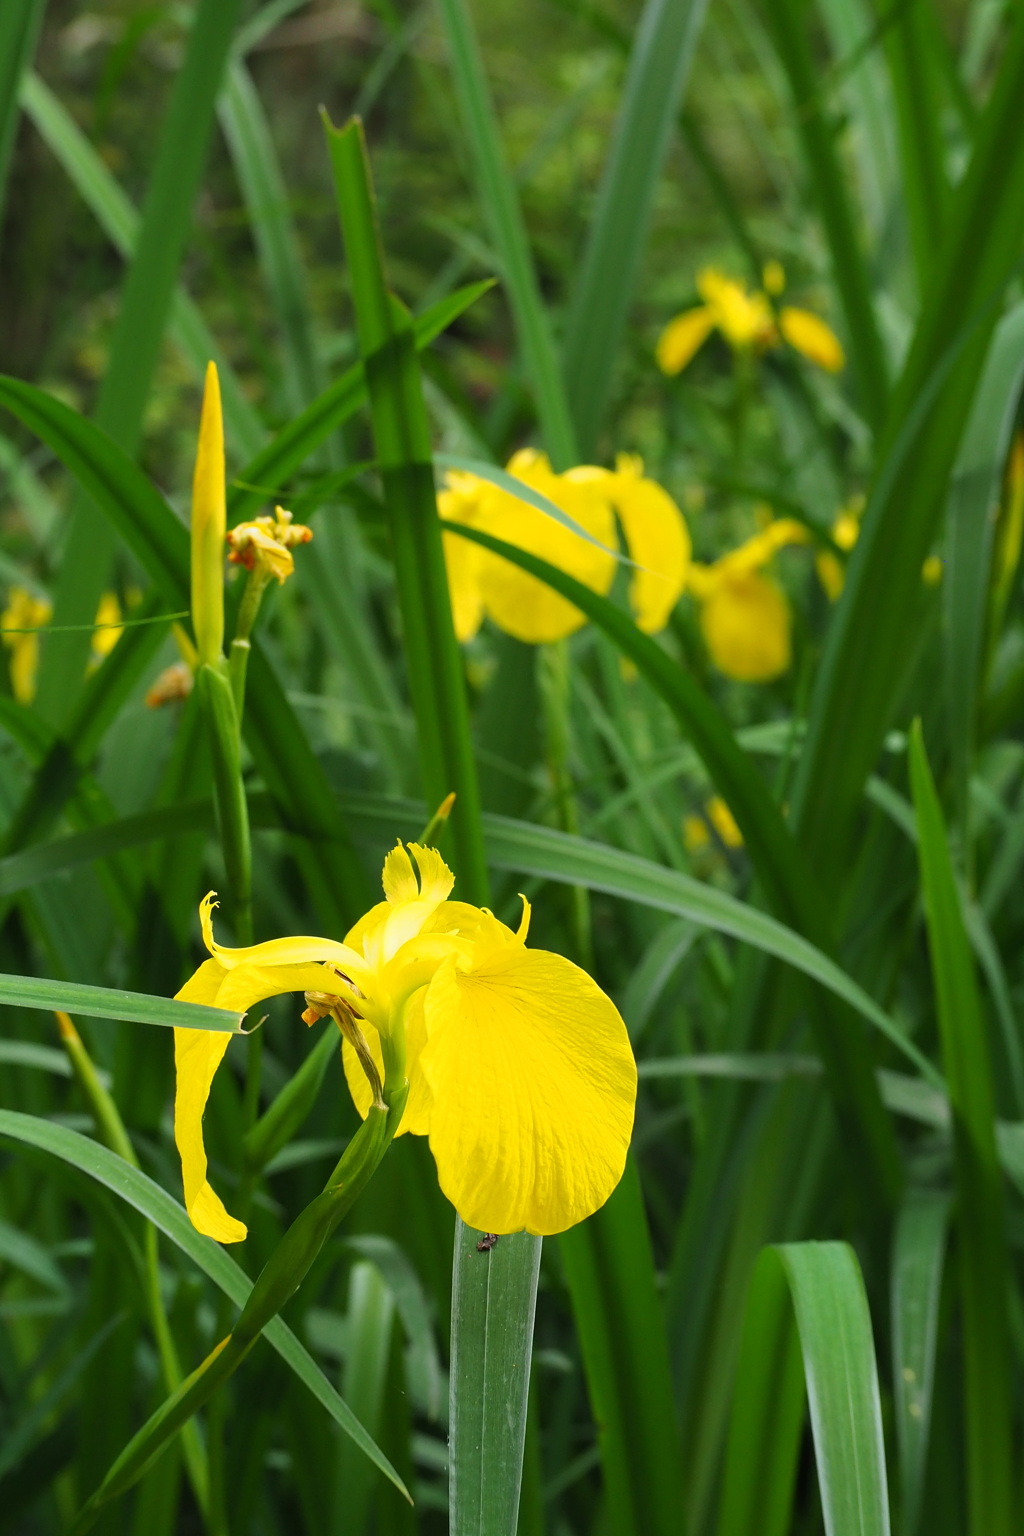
left=760, top=0, right=889, bottom=430
left=891, top=1189, right=949, bottom=1536
left=562, top=0, right=710, bottom=453
left=0, top=976, right=238, bottom=1031
left=20, top=69, right=265, bottom=457
left=908, top=722, right=1012, bottom=1536
left=0, top=1110, right=409, bottom=1499
left=558, top=1158, right=681, bottom=1536
left=944, top=301, right=1024, bottom=840
left=793, top=15, right=1024, bottom=873
left=0, top=0, right=44, bottom=221
left=448, top=1221, right=542, bottom=1536
left=324, top=114, right=489, bottom=905
left=435, top=0, right=577, bottom=465
left=36, top=0, right=245, bottom=720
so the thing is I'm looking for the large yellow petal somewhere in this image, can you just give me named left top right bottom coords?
left=475, top=452, right=617, bottom=644
left=174, top=958, right=246, bottom=1243
left=700, top=570, right=791, bottom=682
left=343, top=988, right=433, bottom=1136
left=606, top=457, right=691, bottom=633
left=779, top=307, right=845, bottom=372
left=655, top=306, right=715, bottom=375
left=439, top=481, right=487, bottom=642
left=420, top=947, right=636, bottom=1235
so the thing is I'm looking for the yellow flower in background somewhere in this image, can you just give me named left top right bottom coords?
left=684, top=795, right=744, bottom=852
left=439, top=450, right=690, bottom=644
left=227, top=506, right=313, bottom=585
left=689, top=518, right=808, bottom=682
left=90, top=591, right=124, bottom=665
left=1, top=588, right=52, bottom=703
left=173, top=843, right=636, bottom=1242
left=657, top=265, right=845, bottom=376
left=816, top=497, right=863, bottom=600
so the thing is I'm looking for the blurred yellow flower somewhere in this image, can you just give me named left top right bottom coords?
left=173, top=843, right=636, bottom=1242
left=684, top=795, right=744, bottom=851
left=1, top=587, right=52, bottom=704
left=689, top=519, right=808, bottom=682
left=90, top=591, right=123, bottom=665
left=816, top=498, right=864, bottom=601
left=439, top=450, right=690, bottom=644
left=227, top=505, right=313, bottom=585
left=657, top=265, right=845, bottom=376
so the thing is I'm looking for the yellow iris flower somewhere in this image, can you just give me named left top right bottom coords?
left=688, top=518, right=808, bottom=683
left=173, top=842, right=636, bottom=1242
left=683, top=795, right=744, bottom=852
left=227, top=506, right=313, bottom=584
left=439, top=450, right=691, bottom=644
left=1, top=587, right=53, bottom=703
left=657, top=266, right=845, bottom=376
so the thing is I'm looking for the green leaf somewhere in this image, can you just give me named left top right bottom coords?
left=760, top=0, right=889, bottom=430
left=19, top=69, right=265, bottom=457
left=908, top=722, right=1012, bottom=1536
left=559, top=1159, right=681, bottom=1536
left=945, top=302, right=1024, bottom=838
left=224, top=279, right=495, bottom=526
left=561, top=0, right=710, bottom=453
left=891, top=1190, right=949, bottom=1536
left=323, top=113, right=489, bottom=907
left=0, top=974, right=239, bottom=1033
left=449, top=1219, right=542, bottom=1536
left=0, top=0, right=44, bottom=217
left=722, top=1242, right=891, bottom=1536
left=793, top=15, right=1024, bottom=877
left=35, top=0, right=245, bottom=721
left=0, top=1109, right=409, bottom=1500
left=434, top=0, right=577, bottom=466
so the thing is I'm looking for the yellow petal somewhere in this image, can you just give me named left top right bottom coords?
left=191, top=362, right=226, bottom=666
left=700, top=570, right=792, bottom=682
left=420, top=947, right=636, bottom=1235
left=92, top=592, right=123, bottom=660
left=343, top=988, right=433, bottom=1136
left=816, top=550, right=845, bottom=602
left=707, top=795, right=743, bottom=848
left=779, top=307, right=845, bottom=372
left=174, top=958, right=246, bottom=1243
left=763, top=260, right=786, bottom=296
left=697, top=269, right=775, bottom=349
left=475, top=457, right=617, bottom=644
left=606, top=461, right=691, bottom=633
left=656, top=306, right=716, bottom=375
left=198, top=892, right=367, bottom=986
left=442, top=526, right=485, bottom=642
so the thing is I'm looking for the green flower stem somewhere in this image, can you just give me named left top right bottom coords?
left=228, top=565, right=272, bottom=718
left=54, top=1012, right=212, bottom=1526
left=196, top=662, right=252, bottom=946
left=70, top=1086, right=404, bottom=1533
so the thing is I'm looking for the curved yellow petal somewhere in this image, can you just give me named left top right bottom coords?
left=420, top=947, right=636, bottom=1235
left=439, top=481, right=486, bottom=642
left=697, top=269, right=775, bottom=349
left=198, top=893, right=367, bottom=985
left=656, top=306, right=715, bottom=375
left=174, top=958, right=246, bottom=1243
left=606, top=459, right=691, bottom=633
left=475, top=455, right=617, bottom=644
left=779, top=307, right=845, bottom=372
left=816, top=550, right=845, bottom=601
left=343, top=988, right=433, bottom=1136
left=700, top=570, right=792, bottom=682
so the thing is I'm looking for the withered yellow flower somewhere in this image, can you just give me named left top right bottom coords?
left=173, top=843, right=636, bottom=1242
left=439, top=450, right=690, bottom=644
left=227, top=506, right=313, bottom=585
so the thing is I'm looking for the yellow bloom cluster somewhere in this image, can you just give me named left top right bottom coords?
left=227, top=506, right=313, bottom=585
left=439, top=450, right=691, bottom=645
left=173, top=843, right=636, bottom=1241
left=657, top=266, right=845, bottom=377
